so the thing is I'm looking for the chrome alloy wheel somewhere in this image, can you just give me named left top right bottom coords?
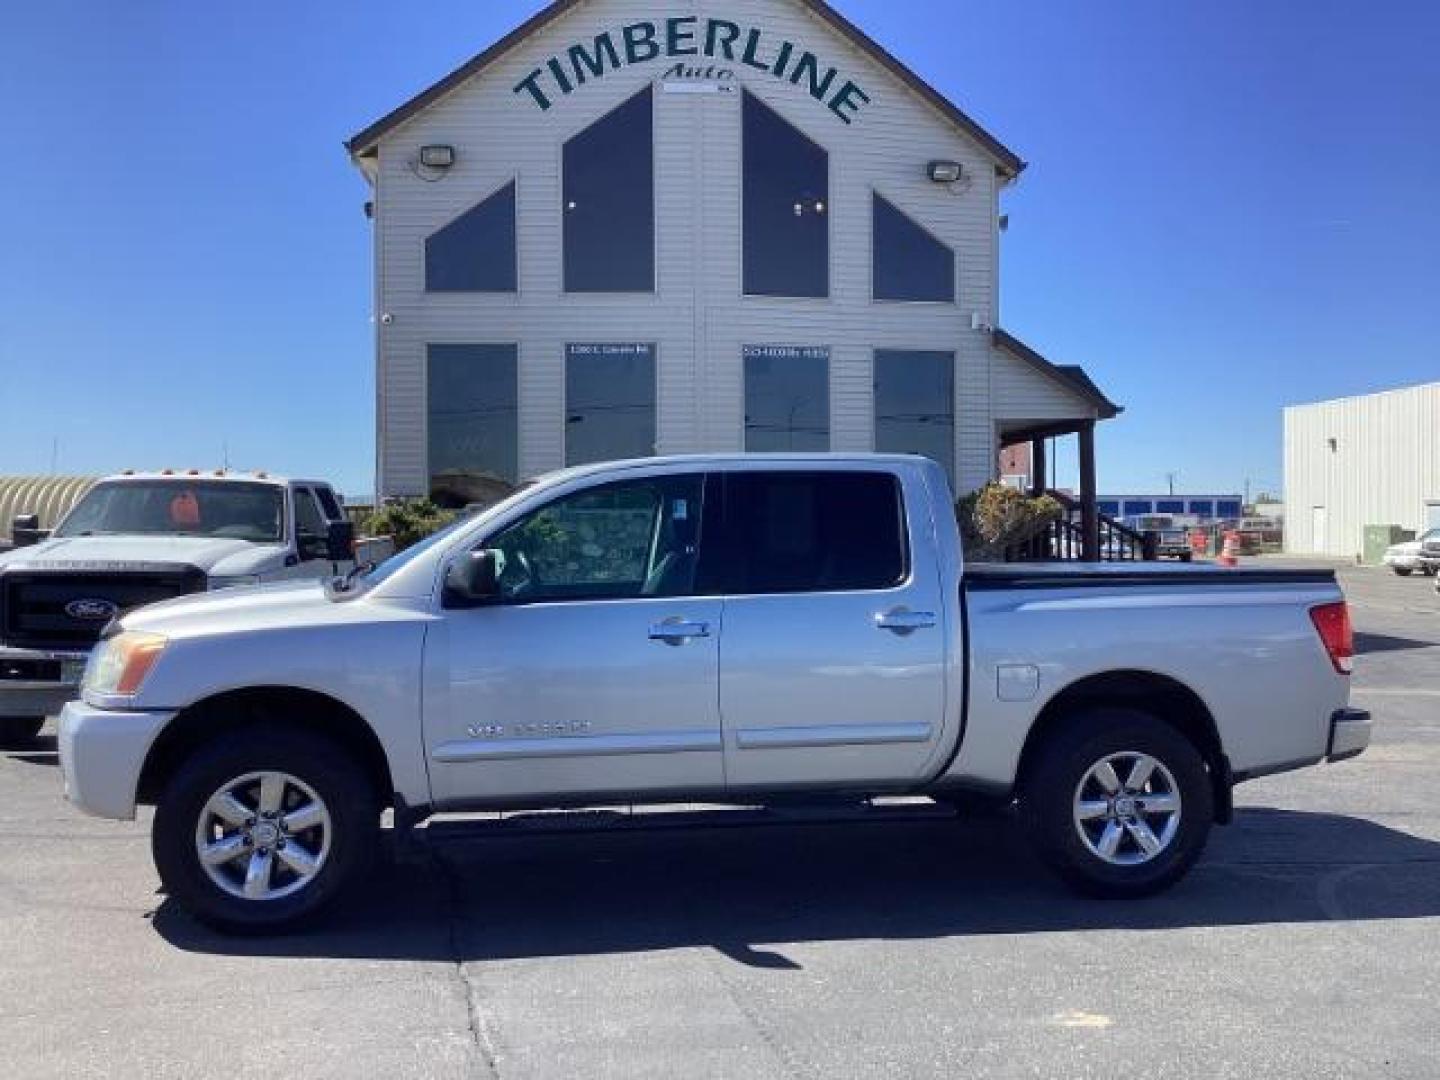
left=193, top=771, right=332, bottom=901
left=1072, top=752, right=1182, bottom=867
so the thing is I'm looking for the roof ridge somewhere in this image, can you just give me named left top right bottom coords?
left=344, top=0, right=1025, bottom=177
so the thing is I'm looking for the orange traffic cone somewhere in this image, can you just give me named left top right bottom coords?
left=1217, top=530, right=1241, bottom=568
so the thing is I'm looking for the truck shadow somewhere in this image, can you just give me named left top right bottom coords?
left=1, top=733, right=59, bottom=769
left=1354, top=631, right=1438, bottom=654
left=151, top=806, right=1440, bottom=967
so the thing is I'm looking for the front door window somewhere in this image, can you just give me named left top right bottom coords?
left=487, top=475, right=703, bottom=602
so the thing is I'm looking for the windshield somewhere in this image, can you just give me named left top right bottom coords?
left=55, top=481, right=286, bottom=543
left=356, top=514, right=475, bottom=589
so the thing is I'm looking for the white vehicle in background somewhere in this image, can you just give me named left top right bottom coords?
left=56, top=455, right=1369, bottom=932
left=0, top=471, right=388, bottom=744
left=1383, top=529, right=1440, bottom=576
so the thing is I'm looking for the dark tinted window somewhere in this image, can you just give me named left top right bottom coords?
left=1097, top=500, right=1121, bottom=516
left=428, top=344, right=519, bottom=509
left=743, top=92, right=828, bottom=298
left=1217, top=500, right=1243, bottom=518
left=1123, top=500, right=1153, bottom=516
left=744, top=346, right=830, bottom=452
left=315, top=487, right=344, bottom=520
left=564, top=87, right=654, bottom=292
left=874, top=350, right=955, bottom=490
left=425, top=182, right=517, bottom=292
left=566, top=344, right=656, bottom=466
left=1156, top=500, right=1185, bottom=514
left=873, top=195, right=955, bottom=302
left=705, top=472, right=905, bottom=594
left=1188, top=500, right=1215, bottom=517
left=487, top=475, right=704, bottom=602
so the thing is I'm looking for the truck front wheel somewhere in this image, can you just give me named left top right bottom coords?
left=152, top=725, right=379, bottom=933
left=1021, top=708, right=1213, bottom=898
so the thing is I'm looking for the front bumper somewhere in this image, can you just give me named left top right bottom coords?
left=58, top=700, right=175, bottom=820
left=1384, top=553, right=1425, bottom=569
left=0, top=648, right=87, bottom=719
left=1327, top=707, right=1372, bottom=764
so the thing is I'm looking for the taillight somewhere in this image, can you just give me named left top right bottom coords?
left=1310, top=602, right=1354, bottom=674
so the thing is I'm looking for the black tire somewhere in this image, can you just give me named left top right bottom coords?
left=152, top=724, right=379, bottom=934
left=1393, top=567, right=1413, bottom=577
left=1020, top=707, right=1213, bottom=898
left=0, top=716, right=45, bottom=746
left=1422, top=566, right=1437, bottom=577
left=1179, top=552, right=1193, bottom=563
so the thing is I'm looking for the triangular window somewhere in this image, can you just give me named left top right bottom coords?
left=425, top=182, right=518, bottom=292
left=873, top=194, right=955, bottom=302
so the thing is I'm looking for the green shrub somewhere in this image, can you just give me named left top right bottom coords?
left=362, top=499, right=456, bottom=552
left=956, top=483, right=1064, bottom=560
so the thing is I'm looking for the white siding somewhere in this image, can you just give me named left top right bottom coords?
left=1284, top=382, right=1440, bottom=557
left=367, top=0, right=1090, bottom=498
left=991, top=348, right=1100, bottom=422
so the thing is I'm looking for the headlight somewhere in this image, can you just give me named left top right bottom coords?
left=84, top=632, right=168, bottom=698
left=209, top=575, right=262, bottom=591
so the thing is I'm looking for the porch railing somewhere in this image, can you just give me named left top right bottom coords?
left=1007, top=490, right=1159, bottom=562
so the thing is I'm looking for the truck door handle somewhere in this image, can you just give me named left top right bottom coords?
left=649, top=619, right=711, bottom=644
left=875, top=609, right=937, bottom=634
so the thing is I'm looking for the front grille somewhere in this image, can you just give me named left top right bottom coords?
left=0, top=569, right=206, bottom=649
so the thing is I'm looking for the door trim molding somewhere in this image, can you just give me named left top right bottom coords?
left=432, top=730, right=723, bottom=764
left=734, top=722, right=933, bottom=750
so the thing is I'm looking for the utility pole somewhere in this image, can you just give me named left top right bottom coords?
left=49, top=437, right=59, bottom=474
left=1165, top=471, right=1178, bottom=496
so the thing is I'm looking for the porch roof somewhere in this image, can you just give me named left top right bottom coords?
left=991, top=329, right=1122, bottom=433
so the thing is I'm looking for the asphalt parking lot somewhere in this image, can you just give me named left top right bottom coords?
left=2, top=560, right=1437, bottom=1079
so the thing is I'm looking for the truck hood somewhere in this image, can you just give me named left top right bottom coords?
left=0, top=535, right=290, bottom=577
left=117, top=578, right=424, bottom=643
left=120, top=579, right=333, bottom=638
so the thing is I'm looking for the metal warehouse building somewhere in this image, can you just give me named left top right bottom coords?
left=347, top=0, right=1119, bottom=549
left=1284, top=382, right=1440, bottom=557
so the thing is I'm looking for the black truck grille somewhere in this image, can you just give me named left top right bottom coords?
left=0, top=569, right=206, bottom=649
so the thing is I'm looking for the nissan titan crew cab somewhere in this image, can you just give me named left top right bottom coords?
left=0, top=472, right=367, bottom=744
left=56, top=456, right=1370, bottom=932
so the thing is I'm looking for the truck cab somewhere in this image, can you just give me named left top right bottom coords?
left=0, top=471, right=359, bottom=742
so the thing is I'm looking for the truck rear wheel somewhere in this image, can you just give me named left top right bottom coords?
left=0, top=717, right=45, bottom=746
left=152, top=725, right=379, bottom=933
left=1021, top=708, right=1212, bottom=898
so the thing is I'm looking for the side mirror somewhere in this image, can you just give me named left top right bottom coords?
left=326, top=520, right=355, bottom=563
left=11, top=514, right=49, bottom=548
left=444, top=550, right=501, bottom=606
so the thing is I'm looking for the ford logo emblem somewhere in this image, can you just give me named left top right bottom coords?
left=65, top=598, right=119, bottom=621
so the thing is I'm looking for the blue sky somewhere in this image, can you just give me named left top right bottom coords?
left=2, top=0, right=1437, bottom=501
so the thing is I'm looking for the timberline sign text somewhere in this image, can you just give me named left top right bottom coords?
left=514, top=16, right=871, bottom=124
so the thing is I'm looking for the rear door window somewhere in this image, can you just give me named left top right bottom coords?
left=702, top=472, right=907, bottom=595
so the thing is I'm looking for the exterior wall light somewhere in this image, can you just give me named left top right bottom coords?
left=419, top=144, right=456, bottom=169
left=927, top=160, right=963, bottom=183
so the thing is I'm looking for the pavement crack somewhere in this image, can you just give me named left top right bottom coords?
left=431, top=846, right=501, bottom=1079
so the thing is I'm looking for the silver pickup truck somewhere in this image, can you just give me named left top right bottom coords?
left=57, top=455, right=1369, bottom=932
left=0, top=471, right=370, bottom=743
